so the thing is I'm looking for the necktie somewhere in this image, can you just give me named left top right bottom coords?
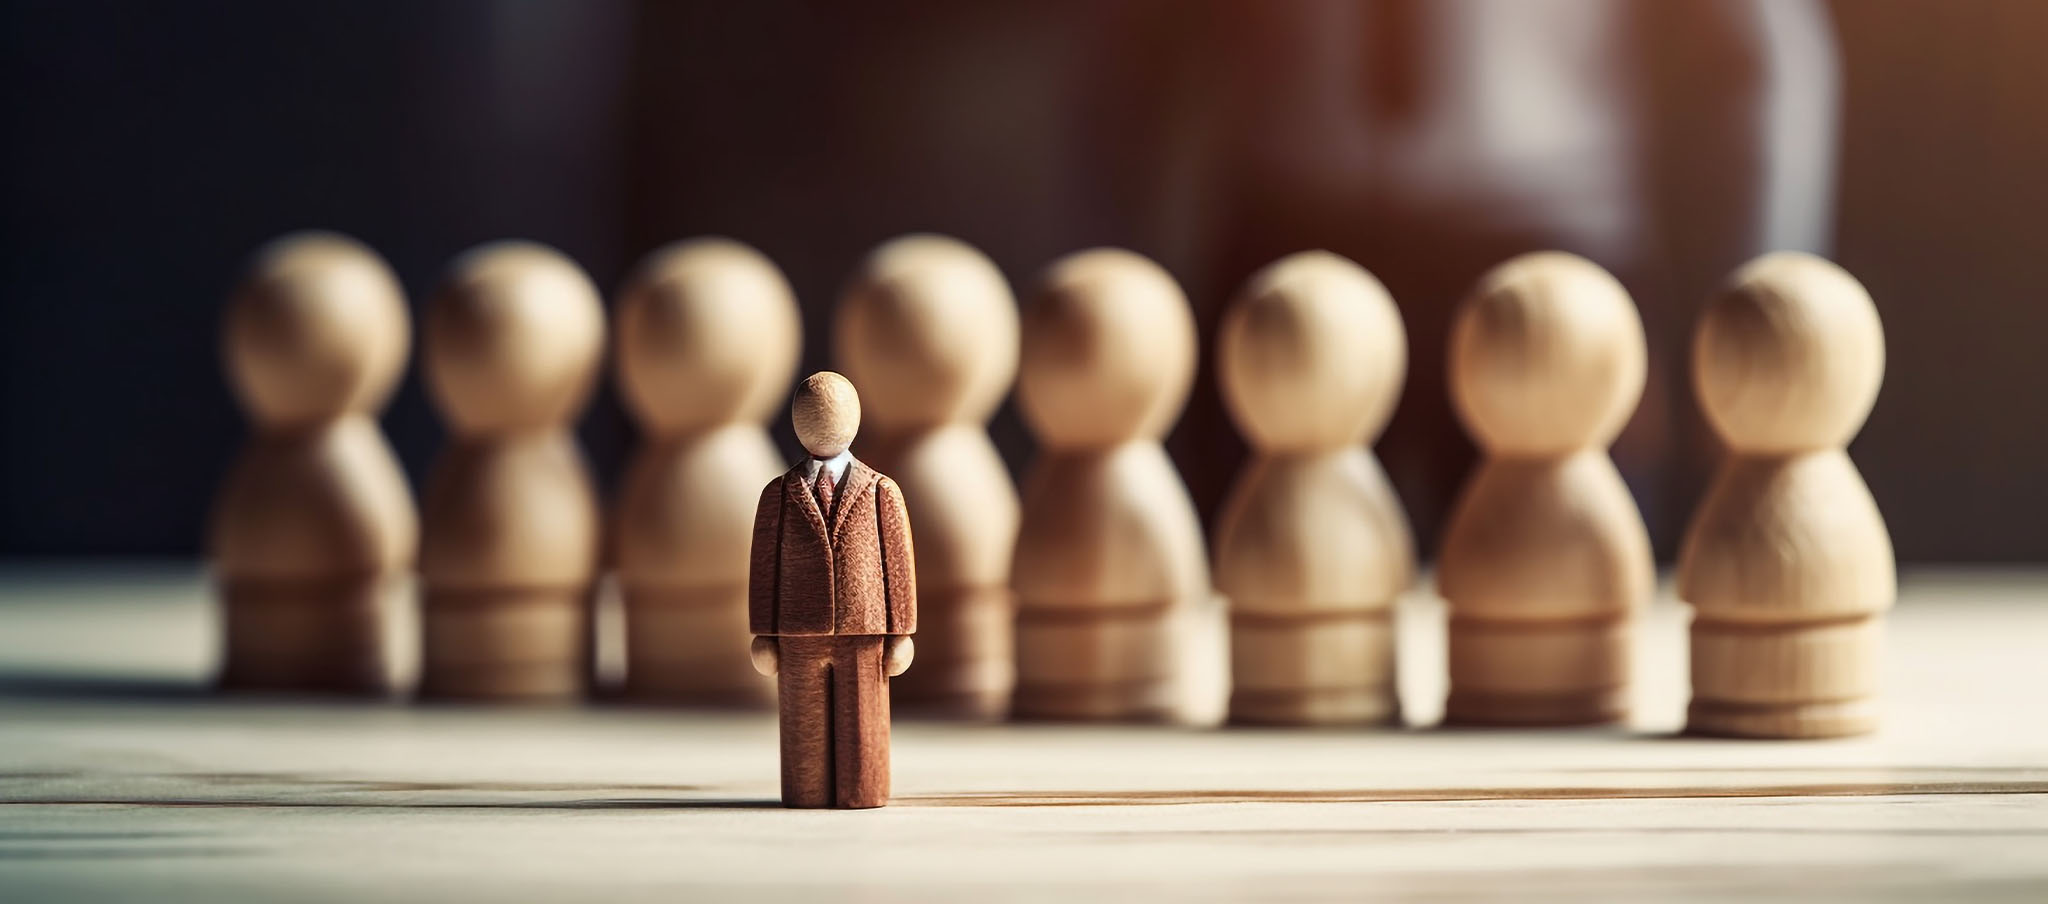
left=813, top=462, right=836, bottom=520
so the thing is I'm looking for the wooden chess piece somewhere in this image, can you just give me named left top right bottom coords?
left=1438, top=251, right=1653, bottom=726
left=1213, top=251, right=1415, bottom=726
left=614, top=239, right=800, bottom=704
left=836, top=234, right=1019, bottom=719
left=1679, top=252, right=1893, bottom=739
left=749, top=372, right=917, bottom=808
left=1011, top=249, right=1226, bottom=725
left=211, top=232, right=417, bottom=693
left=418, top=241, right=605, bottom=701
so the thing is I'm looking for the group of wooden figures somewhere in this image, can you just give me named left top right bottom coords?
left=214, top=232, right=1892, bottom=745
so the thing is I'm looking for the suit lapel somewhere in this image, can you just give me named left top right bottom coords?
left=831, top=460, right=879, bottom=538
left=784, top=463, right=830, bottom=548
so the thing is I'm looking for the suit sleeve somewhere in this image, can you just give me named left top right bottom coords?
left=877, top=477, right=916, bottom=635
left=747, top=477, right=783, bottom=635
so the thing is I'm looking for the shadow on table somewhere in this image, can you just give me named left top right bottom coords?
left=0, top=670, right=209, bottom=701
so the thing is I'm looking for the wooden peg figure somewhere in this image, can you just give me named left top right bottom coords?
left=1679, top=253, right=1894, bottom=738
left=1213, top=251, right=1415, bottom=725
left=615, top=239, right=800, bottom=703
left=419, top=242, right=605, bottom=701
left=836, top=235, right=1019, bottom=719
left=212, top=232, right=417, bottom=693
left=749, top=372, right=917, bottom=809
left=1438, top=252, right=1653, bottom=726
left=1011, top=249, right=1226, bottom=725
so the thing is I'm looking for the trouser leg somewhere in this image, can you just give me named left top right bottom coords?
left=832, top=636, right=890, bottom=809
left=776, top=636, right=833, bottom=808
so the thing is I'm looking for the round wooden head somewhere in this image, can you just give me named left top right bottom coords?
left=1696, top=252, right=1885, bottom=454
left=835, top=234, right=1017, bottom=431
left=793, top=371, right=861, bottom=458
left=1219, top=251, right=1406, bottom=454
left=1017, top=248, right=1195, bottom=449
left=616, top=238, right=801, bottom=436
left=426, top=241, right=604, bottom=435
left=1449, top=252, right=1645, bottom=455
left=225, top=232, right=409, bottom=428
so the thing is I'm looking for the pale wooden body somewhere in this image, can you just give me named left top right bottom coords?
left=420, top=434, right=601, bottom=699
left=1013, top=445, right=1221, bottom=723
left=1212, top=251, right=1414, bottom=725
left=837, top=235, right=1020, bottom=718
left=1215, top=451, right=1412, bottom=724
left=1012, top=249, right=1224, bottom=726
left=211, top=232, right=416, bottom=694
left=213, top=421, right=416, bottom=692
left=1678, top=252, right=1894, bottom=739
left=614, top=239, right=798, bottom=704
left=615, top=427, right=785, bottom=703
left=1438, top=252, right=1652, bottom=725
left=419, top=242, right=604, bottom=702
left=1438, top=454, right=1652, bottom=724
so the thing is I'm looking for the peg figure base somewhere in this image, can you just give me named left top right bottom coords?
left=419, top=587, right=587, bottom=702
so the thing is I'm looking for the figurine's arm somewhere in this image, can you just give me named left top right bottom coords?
left=877, top=477, right=916, bottom=676
left=748, top=477, right=784, bottom=676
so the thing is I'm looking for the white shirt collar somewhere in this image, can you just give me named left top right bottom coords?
left=803, top=450, right=853, bottom=483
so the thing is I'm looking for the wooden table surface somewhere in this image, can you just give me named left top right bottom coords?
left=0, top=564, right=2042, bottom=902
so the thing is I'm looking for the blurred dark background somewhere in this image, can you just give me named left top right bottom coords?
left=2, top=0, right=2042, bottom=563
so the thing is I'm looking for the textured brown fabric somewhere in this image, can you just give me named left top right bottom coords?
left=775, top=635, right=889, bottom=808
left=750, top=458, right=916, bottom=808
left=748, top=460, right=916, bottom=638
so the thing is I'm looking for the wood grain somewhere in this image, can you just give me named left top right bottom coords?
left=0, top=567, right=2043, bottom=901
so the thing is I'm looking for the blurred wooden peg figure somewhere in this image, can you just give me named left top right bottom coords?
left=1680, top=253, right=1893, bottom=739
left=1437, top=252, right=1653, bottom=726
left=212, top=232, right=417, bottom=694
left=1213, top=251, right=1415, bottom=726
left=1011, top=249, right=1226, bottom=726
left=418, top=241, right=605, bottom=701
left=836, top=235, right=1020, bottom=719
left=749, top=373, right=917, bottom=808
left=614, top=239, right=800, bottom=704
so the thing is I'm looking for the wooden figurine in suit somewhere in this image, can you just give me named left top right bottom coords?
left=749, top=372, right=917, bottom=809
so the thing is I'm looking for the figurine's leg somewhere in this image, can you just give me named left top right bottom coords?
left=776, top=636, right=833, bottom=808
left=831, top=636, right=890, bottom=809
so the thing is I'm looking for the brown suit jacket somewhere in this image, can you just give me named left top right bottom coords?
left=749, top=459, right=916, bottom=637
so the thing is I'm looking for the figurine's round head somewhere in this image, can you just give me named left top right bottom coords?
left=1017, top=248, right=1195, bottom=448
left=1219, top=250, right=1406, bottom=453
left=616, top=238, right=801, bottom=435
left=793, top=371, right=861, bottom=458
left=426, top=241, right=605, bottom=435
left=835, top=234, right=1017, bottom=431
left=1695, top=252, right=1885, bottom=453
left=225, top=231, right=409, bottom=427
left=1449, top=251, right=1645, bottom=455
